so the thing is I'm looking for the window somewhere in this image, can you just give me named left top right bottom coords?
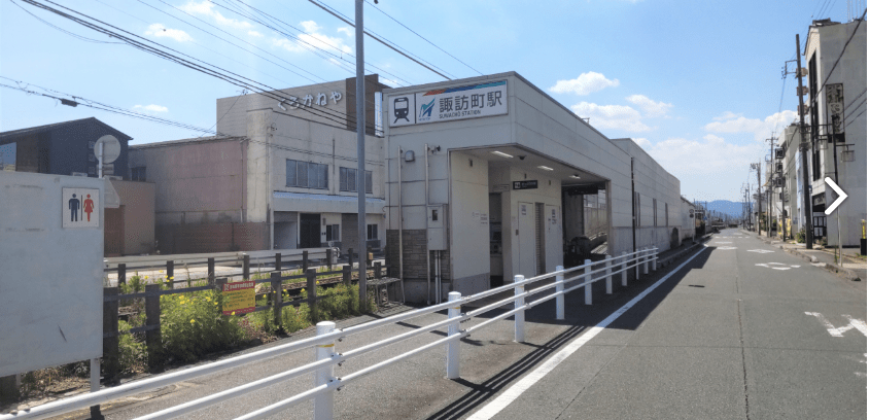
left=286, top=159, right=328, bottom=189
left=367, top=224, right=378, bottom=240
left=131, top=167, right=146, bottom=182
left=325, top=224, right=340, bottom=241
left=340, top=167, right=373, bottom=194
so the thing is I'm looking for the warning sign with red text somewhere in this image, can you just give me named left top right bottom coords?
left=222, top=281, right=256, bottom=315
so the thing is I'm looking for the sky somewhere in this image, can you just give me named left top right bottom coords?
left=1, top=0, right=864, bottom=202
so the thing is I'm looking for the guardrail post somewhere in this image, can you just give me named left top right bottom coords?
left=634, top=251, right=640, bottom=280
left=514, top=275, right=525, bottom=343
left=314, top=321, right=336, bottom=420
left=117, top=263, right=126, bottom=286
left=652, top=249, right=658, bottom=271
left=447, top=291, right=462, bottom=379
left=145, top=284, right=162, bottom=372
left=643, top=248, right=649, bottom=275
left=605, top=255, right=613, bottom=295
left=242, top=255, right=250, bottom=280
left=102, top=287, right=120, bottom=384
left=207, top=257, right=216, bottom=285
left=302, top=250, right=309, bottom=273
left=88, top=358, right=102, bottom=420
left=621, top=251, right=628, bottom=287
left=307, top=268, right=318, bottom=324
left=326, top=248, right=333, bottom=270
left=584, top=259, right=593, bottom=305
left=555, top=265, right=565, bottom=320
left=271, top=272, right=283, bottom=331
left=342, top=264, right=351, bottom=286
left=275, top=253, right=282, bottom=272
left=166, top=260, right=174, bottom=284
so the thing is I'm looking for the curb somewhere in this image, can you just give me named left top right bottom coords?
left=748, top=233, right=862, bottom=282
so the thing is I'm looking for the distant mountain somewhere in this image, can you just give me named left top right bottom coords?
left=694, top=200, right=752, bottom=218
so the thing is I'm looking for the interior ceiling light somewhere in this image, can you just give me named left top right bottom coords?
left=491, top=150, right=513, bottom=158
left=570, top=174, right=581, bottom=179
left=538, top=165, right=554, bottom=171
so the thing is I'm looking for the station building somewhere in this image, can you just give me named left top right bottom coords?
left=383, top=72, right=683, bottom=303
left=130, top=76, right=389, bottom=255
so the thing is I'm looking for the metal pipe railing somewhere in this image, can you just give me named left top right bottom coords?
left=3, top=246, right=665, bottom=420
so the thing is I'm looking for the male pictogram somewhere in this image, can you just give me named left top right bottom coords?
left=68, top=194, right=80, bottom=222
left=83, top=194, right=94, bottom=222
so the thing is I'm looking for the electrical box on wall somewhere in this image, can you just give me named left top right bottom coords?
left=427, top=204, right=447, bottom=250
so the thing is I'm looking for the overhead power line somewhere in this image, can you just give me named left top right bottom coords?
left=18, top=0, right=380, bottom=132
left=306, top=0, right=453, bottom=80
left=9, top=0, right=123, bottom=44
left=0, top=78, right=223, bottom=135
left=362, top=0, right=483, bottom=76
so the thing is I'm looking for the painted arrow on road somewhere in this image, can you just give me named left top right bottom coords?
left=825, top=177, right=848, bottom=215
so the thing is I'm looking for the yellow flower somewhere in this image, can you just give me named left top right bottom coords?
left=169, top=276, right=175, bottom=280
left=231, top=312, right=235, bottom=315
left=144, top=276, right=149, bottom=279
left=206, top=297, right=211, bottom=302
left=301, top=288, right=305, bottom=293
left=190, top=319, right=195, bottom=324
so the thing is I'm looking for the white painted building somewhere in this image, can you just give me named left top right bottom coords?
left=803, top=18, right=866, bottom=246
left=383, top=73, right=683, bottom=303
left=130, top=76, right=389, bottom=255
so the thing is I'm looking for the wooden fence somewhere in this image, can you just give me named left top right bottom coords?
left=101, top=247, right=387, bottom=382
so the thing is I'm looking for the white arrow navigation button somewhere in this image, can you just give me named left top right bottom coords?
left=824, top=177, right=848, bottom=215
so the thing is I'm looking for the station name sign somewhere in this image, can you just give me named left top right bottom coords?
left=512, top=180, right=538, bottom=190
left=389, top=80, right=507, bottom=127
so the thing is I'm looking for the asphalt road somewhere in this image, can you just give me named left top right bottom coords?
left=482, top=229, right=867, bottom=420
left=53, top=229, right=865, bottom=420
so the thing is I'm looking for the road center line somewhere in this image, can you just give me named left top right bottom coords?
left=466, top=246, right=710, bottom=420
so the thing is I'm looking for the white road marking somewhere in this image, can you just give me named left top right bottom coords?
left=755, top=262, right=801, bottom=271
left=717, top=246, right=737, bottom=250
left=747, top=249, right=775, bottom=254
left=805, top=312, right=868, bottom=337
left=466, top=245, right=709, bottom=420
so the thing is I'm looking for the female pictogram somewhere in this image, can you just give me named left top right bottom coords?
left=83, top=194, right=95, bottom=222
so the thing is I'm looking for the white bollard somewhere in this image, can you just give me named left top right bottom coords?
left=583, top=259, right=593, bottom=305
left=621, top=251, right=628, bottom=286
left=514, top=275, right=525, bottom=342
left=555, top=265, right=565, bottom=320
left=314, top=321, right=336, bottom=420
left=447, top=291, right=462, bottom=379
left=89, top=358, right=101, bottom=420
left=605, top=255, right=612, bottom=294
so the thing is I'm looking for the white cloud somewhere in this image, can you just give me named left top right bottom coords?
left=549, top=72, right=620, bottom=96
left=704, top=110, right=798, bottom=141
left=645, top=134, right=757, bottom=175
left=180, top=1, right=251, bottom=29
left=632, top=137, right=652, bottom=149
left=133, top=104, right=169, bottom=113
left=272, top=21, right=352, bottom=54
left=570, top=102, right=651, bottom=132
left=337, top=27, right=353, bottom=37
left=248, top=30, right=263, bottom=37
left=626, top=94, right=673, bottom=117
left=144, top=24, right=193, bottom=43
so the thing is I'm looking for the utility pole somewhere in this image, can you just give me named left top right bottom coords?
left=355, top=0, right=367, bottom=308
left=796, top=33, right=814, bottom=249
left=766, top=136, right=776, bottom=238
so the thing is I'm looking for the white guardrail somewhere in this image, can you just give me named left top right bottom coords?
left=4, top=247, right=659, bottom=420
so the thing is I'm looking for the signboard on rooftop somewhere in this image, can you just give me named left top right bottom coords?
left=389, top=80, right=508, bottom=127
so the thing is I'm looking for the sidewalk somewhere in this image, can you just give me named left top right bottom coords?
left=744, top=229, right=867, bottom=282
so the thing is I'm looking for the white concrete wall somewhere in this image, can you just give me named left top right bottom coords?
left=806, top=20, right=867, bottom=246
left=448, top=151, right=491, bottom=295
left=0, top=172, right=104, bottom=376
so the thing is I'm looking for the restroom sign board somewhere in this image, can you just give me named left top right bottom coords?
left=62, top=188, right=100, bottom=228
